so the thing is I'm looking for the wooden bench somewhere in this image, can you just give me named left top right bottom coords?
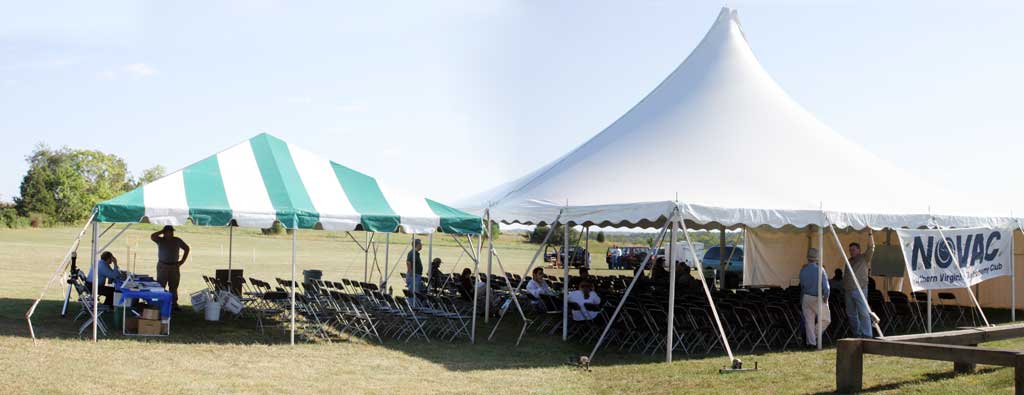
left=837, top=324, right=1024, bottom=394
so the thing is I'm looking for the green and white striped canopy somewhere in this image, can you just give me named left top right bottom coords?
left=95, top=133, right=481, bottom=234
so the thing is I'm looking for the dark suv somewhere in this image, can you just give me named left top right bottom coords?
left=543, top=245, right=589, bottom=268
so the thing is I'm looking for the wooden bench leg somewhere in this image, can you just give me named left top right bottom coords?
left=1016, top=354, right=1024, bottom=395
left=837, top=339, right=863, bottom=394
left=954, top=344, right=978, bottom=374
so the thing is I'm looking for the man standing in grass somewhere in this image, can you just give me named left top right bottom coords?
left=406, top=238, right=424, bottom=302
left=610, top=245, right=622, bottom=269
left=843, top=230, right=875, bottom=338
left=799, top=248, right=830, bottom=348
left=151, top=225, right=190, bottom=311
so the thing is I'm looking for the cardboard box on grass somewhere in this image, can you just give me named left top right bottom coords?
left=138, top=319, right=161, bottom=335
left=142, top=308, right=160, bottom=320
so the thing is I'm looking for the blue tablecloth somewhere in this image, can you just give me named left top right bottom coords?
left=115, top=278, right=173, bottom=319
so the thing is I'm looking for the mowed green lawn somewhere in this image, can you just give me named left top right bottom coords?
left=0, top=225, right=1021, bottom=394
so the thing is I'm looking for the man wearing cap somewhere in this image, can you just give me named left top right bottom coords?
left=406, top=238, right=424, bottom=300
left=799, top=248, right=830, bottom=348
left=151, top=225, right=190, bottom=310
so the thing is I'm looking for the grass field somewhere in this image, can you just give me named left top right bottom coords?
left=1, top=225, right=1021, bottom=394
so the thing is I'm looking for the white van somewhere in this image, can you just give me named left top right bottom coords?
left=655, top=241, right=705, bottom=269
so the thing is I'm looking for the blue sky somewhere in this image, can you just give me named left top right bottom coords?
left=2, top=1, right=1022, bottom=210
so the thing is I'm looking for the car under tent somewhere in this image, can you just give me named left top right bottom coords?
left=26, top=132, right=484, bottom=343
left=457, top=7, right=1024, bottom=366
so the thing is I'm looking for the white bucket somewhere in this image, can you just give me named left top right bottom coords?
left=204, top=300, right=222, bottom=321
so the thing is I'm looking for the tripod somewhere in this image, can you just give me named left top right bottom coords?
left=60, top=252, right=78, bottom=317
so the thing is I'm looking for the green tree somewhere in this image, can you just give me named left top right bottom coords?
left=596, top=231, right=606, bottom=243
left=133, top=165, right=166, bottom=187
left=525, top=223, right=578, bottom=246
left=15, top=144, right=133, bottom=223
left=484, top=221, right=501, bottom=239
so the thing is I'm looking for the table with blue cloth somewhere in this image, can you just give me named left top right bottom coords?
left=114, top=274, right=173, bottom=335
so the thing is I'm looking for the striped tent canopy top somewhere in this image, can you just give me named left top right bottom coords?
left=95, top=133, right=481, bottom=234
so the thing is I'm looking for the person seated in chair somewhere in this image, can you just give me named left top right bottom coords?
left=428, top=258, right=445, bottom=290
left=829, top=269, right=843, bottom=290
left=567, top=279, right=601, bottom=321
left=676, top=264, right=699, bottom=290
left=650, top=257, right=669, bottom=286
left=526, top=267, right=556, bottom=311
left=86, top=251, right=120, bottom=306
left=457, top=268, right=475, bottom=301
left=527, top=267, right=556, bottom=298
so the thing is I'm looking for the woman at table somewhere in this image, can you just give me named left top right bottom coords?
left=86, top=251, right=120, bottom=306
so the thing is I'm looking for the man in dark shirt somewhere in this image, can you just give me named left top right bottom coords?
left=406, top=238, right=424, bottom=296
left=151, top=225, right=190, bottom=310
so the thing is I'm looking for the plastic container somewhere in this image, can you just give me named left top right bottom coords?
left=204, top=300, right=221, bottom=321
left=190, top=290, right=209, bottom=313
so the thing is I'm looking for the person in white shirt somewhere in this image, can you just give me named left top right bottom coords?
left=567, top=279, right=601, bottom=321
left=610, top=246, right=623, bottom=269
left=526, top=267, right=554, bottom=298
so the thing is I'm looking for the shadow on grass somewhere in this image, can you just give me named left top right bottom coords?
left=6, top=297, right=1019, bottom=374
left=0, top=297, right=672, bottom=371
left=810, top=366, right=1003, bottom=394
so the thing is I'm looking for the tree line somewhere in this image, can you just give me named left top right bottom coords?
left=3, top=144, right=164, bottom=228
left=524, top=224, right=743, bottom=249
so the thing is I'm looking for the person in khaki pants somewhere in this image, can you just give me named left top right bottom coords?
left=151, top=225, right=190, bottom=310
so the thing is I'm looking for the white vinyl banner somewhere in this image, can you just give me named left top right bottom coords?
left=896, top=227, right=1012, bottom=291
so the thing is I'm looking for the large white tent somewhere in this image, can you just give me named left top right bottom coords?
left=461, top=8, right=1010, bottom=231
left=459, top=7, right=1024, bottom=362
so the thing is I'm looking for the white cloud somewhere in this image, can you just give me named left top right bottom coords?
left=122, top=63, right=156, bottom=77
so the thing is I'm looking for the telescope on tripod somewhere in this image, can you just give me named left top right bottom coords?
left=60, top=252, right=78, bottom=317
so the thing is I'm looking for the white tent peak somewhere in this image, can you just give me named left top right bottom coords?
left=459, top=7, right=1008, bottom=229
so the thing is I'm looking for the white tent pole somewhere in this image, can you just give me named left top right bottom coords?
left=290, top=225, right=297, bottom=345
left=925, top=290, right=933, bottom=333
left=511, top=214, right=562, bottom=295
left=719, top=225, right=727, bottom=289
left=588, top=217, right=671, bottom=361
left=1013, top=219, right=1020, bottom=322
left=227, top=225, right=233, bottom=289
left=485, top=244, right=531, bottom=342
left=666, top=214, right=678, bottom=362
left=342, top=231, right=368, bottom=281
left=680, top=215, right=736, bottom=363
left=562, top=219, right=570, bottom=341
left=384, top=232, right=390, bottom=291
left=485, top=211, right=493, bottom=322
left=933, top=220, right=990, bottom=327
left=825, top=219, right=885, bottom=338
left=26, top=212, right=94, bottom=341
left=97, top=222, right=116, bottom=239
left=817, top=222, right=824, bottom=350
left=98, top=223, right=133, bottom=253
left=471, top=233, right=480, bottom=343
left=585, top=225, right=590, bottom=270
left=91, top=220, right=99, bottom=342
left=365, top=232, right=371, bottom=283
